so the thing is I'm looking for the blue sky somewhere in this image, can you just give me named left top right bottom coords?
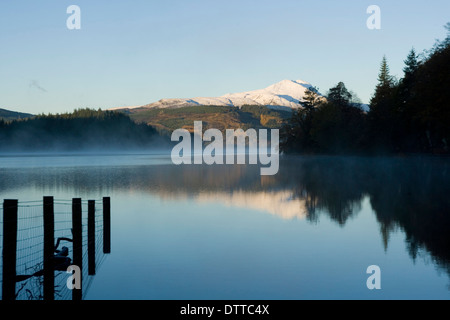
left=0, top=0, right=449, bottom=114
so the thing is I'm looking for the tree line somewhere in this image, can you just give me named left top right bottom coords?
left=0, top=108, right=161, bottom=151
left=280, top=23, right=450, bottom=155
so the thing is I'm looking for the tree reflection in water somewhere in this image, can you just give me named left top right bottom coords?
left=0, top=154, right=448, bottom=283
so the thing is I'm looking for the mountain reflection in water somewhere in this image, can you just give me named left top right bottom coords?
left=0, top=154, right=449, bottom=296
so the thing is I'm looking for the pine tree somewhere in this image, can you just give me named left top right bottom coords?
left=301, top=86, right=321, bottom=111
left=403, top=48, right=419, bottom=78
left=395, top=48, right=420, bottom=151
left=412, top=23, right=450, bottom=152
left=377, top=56, right=393, bottom=90
left=370, top=56, right=395, bottom=113
left=280, top=86, right=322, bottom=153
left=327, top=82, right=352, bottom=107
left=368, top=56, right=396, bottom=151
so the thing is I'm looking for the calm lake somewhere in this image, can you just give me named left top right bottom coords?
left=0, top=153, right=449, bottom=300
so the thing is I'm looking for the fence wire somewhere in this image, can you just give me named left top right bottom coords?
left=0, top=198, right=109, bottom=300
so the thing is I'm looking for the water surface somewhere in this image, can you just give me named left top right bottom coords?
left=0, top=153, right=449, bottom=299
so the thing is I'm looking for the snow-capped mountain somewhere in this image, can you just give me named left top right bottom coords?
left=132, top=79, right=322, bottom=111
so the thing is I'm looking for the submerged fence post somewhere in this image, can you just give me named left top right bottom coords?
left=2, top=199, right=18, bottom=301
left=43, top=196, right=54, bottom=300
left=72, top=198, right=82, bottom=300
left=88, top=200, right=96, bottom=276
left=103, top=197, right=111, bottom=254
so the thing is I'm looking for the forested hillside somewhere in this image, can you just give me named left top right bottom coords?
left=0, top=109, right=162, bottom=151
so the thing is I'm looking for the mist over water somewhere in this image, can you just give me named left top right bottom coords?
left=0, top=153, right=449, bottom=299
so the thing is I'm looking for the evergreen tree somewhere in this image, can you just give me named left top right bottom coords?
left=393, top=48, right=421, bottom=151
left=375, top=56, right=394, bottom=91
left=403, top=48, right=419, bottom=77
left=281, top=23, right=450, bottom=155
left=311, top=82, right=365, bottom=153
left=280, top=87, right=322, bottom=153
left=301, top=86, right=321, bottom=111
left=368, top=56, right=397, bottom=152
left=327, top=82, right=352, bottom=107
left=412, top=24, right=450, bottom=152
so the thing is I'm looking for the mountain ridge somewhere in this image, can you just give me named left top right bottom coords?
left=113, top=79, right=322, bottom=112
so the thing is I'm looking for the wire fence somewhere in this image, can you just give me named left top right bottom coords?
left=0, top=197, right=110, bottom=300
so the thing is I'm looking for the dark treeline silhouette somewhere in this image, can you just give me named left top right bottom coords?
left=281, top=24, right=450, bottom=155
left=0, top=108, right=164, bottom=151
